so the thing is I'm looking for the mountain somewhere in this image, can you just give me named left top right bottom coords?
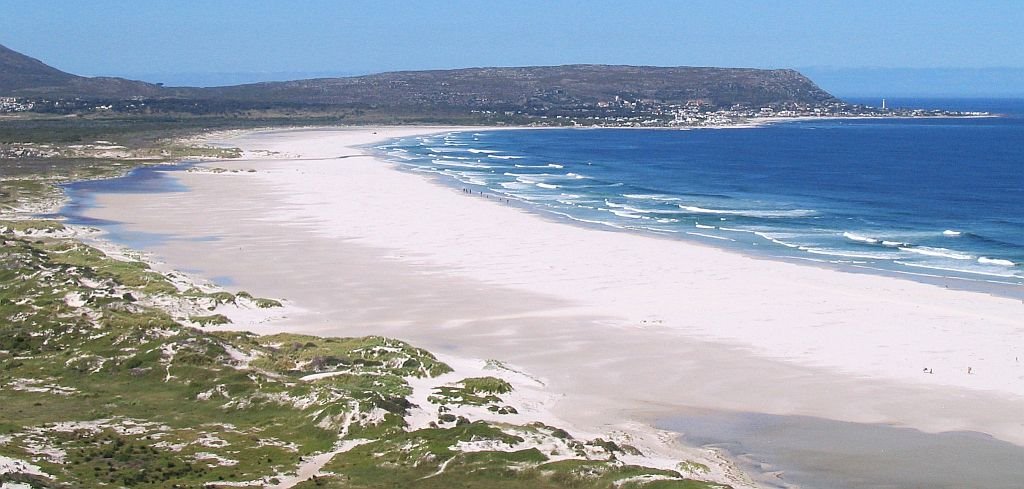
left=198, top=65, right=839, bottom=109
left=0, top=43, right=840, bottom=110
left=0, top=43, right=163, bottom=98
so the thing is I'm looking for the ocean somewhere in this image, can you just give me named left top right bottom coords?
left=375, top=98, right=1024, bottom=289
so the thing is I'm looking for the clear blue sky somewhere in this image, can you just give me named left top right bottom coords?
left=3, top=0, right=1024, bottom=94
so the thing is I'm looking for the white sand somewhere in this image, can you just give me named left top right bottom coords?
left=82, top=127, right=1024, bottom=456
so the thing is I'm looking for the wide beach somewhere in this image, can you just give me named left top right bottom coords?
left=79, top=127, right=1024, bottom=487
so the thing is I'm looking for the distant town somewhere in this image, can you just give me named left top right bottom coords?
left=471, top=96, right=991, bottom=127
left=1, top=94, right=991, bottom=130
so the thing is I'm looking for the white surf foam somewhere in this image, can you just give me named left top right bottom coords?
left=799, top=247, right=898, bottom=260
left=898, top=246, right=974, bottom=260
left=686, top=232, right=735, bottom=241
left=623, top=194, right=683, bottom=202
left=607, top=209, right=646, bottom=219
left=499, top=182, right=532, bottom=190
left=755, top=232, right=801, bottom=248
left=638, top=226, right=680, bottom=233
left=717, top=226, right=756, bottom=234
left=453, top=175, right=490, bottom=186
left=545, top=210, right=626, bottom=229
left=432, top=159, right=491, bottom=169
left=978, top=257, right=1016, bottom=267
left=894, top=261, right=1018, bottom=278
left=678, top=205, right=817, bottom=218
left=843, top=232, right=879, bottom=244
left=428, top=147, right=467, bottom=153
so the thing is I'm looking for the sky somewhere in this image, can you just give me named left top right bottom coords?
left=3, top=0, right=1024, bottom=95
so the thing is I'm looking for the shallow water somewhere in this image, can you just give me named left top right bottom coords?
left=55, top=163, right=194, bottom=249
left=660, top=411, right=1024, bottom=489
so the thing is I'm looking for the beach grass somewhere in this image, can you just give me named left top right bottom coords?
left=0, top=227, right=382, bottom=484
left=313, top=424, right=712, bottom=489
left=0, top=222, right=725, bottom=488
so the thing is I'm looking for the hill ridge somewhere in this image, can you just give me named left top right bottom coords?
left=0, top=43, right=840, bottom=111
left=0, top=43, right=164, bottom=98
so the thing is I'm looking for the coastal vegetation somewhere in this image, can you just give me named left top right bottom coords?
left=0, top=123, right=728, bottom=488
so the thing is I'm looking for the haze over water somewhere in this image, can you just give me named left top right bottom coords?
left=377, top=99, right=1024, bottom=288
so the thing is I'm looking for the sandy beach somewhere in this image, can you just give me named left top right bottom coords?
left=80, top=127, right=1024, bottom=486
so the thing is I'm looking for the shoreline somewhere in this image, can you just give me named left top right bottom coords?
left=364, top=130, right=1024, bottom=300
left=66, top=126, right=1024, bottom=487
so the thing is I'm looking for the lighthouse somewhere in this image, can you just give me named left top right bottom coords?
left=881, top=98, right=887, bottom=110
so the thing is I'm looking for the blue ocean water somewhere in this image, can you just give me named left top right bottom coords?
left=375, top=99, right=1024, bottom=287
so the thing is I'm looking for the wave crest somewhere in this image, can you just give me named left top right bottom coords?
left=978, top=257, right=1016, bottom=267
left=678, top=205, right=817, bottom=218
left=898, top=246, right=974, bottom=260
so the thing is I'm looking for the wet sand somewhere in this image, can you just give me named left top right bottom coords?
left=662, top=410, right=1024, bottom=489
